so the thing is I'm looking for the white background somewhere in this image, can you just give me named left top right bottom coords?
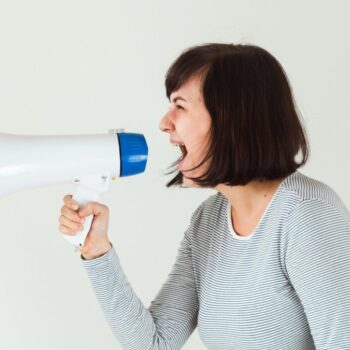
left=0, top=1, right=349, bottom=349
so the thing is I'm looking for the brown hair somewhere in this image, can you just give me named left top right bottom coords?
left=164, top=43, right=310, bottom=187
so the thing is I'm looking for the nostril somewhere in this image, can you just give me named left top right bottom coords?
left=160, top=124, right=171, bottom=133
left=159, top=120, right=167, bottom=132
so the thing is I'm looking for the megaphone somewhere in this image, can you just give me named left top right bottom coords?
left=0, top=129, right=148, bottom=249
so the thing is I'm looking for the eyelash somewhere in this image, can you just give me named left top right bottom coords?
left=175, top=105, right=184, bottom=110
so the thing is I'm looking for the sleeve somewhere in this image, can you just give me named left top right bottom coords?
left=284, top=199, right=350, bottom=349
left=81, top=204, right=203, bottom=350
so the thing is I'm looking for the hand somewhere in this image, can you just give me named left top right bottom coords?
left=59, top=194, right=112, bottom=259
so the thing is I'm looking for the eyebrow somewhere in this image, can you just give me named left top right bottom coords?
left=170, top=96, right=187, bottom=103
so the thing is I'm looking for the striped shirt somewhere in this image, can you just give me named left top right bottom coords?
left=81, top=170, right=350, bottom=349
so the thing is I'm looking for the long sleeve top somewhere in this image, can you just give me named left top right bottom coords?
left=81, top=170, right=350, bottom=349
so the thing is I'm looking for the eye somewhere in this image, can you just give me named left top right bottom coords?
left=175, top=105, right=184, bottom=110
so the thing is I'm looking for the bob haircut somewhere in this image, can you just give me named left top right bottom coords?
left=164, top=43, right=310, bottom=188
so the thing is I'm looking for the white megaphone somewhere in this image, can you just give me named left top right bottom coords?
left=0, top=129, right=148, bottom=249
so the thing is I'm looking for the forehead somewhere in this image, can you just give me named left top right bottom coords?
left=170, top=75, right=204, bottom=103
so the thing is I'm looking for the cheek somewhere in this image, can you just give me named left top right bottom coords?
left=189, top=132, right=210, bottom=155
left=180, top=115, right=211, bottom=156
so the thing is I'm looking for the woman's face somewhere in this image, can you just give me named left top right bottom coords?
left=159, top=74, right=212, bottom=188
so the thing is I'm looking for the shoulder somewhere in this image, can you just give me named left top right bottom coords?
left=186, top=192, right=227, bottom=242
left=282, top=171, right=348, bottom=211
left=190, top=192, right=227, bottom=222
left=282, top=172, right=350, bottom=241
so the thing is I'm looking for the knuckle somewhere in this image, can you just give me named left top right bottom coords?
left=70, top=201, right=79, bottom=210
left=104, top=206, right=110, bottom=215
left=98, top=203, right=109, bottom=213
left=63, top=194, right=72, bottom=202
left=61, top=205, right=67, bottom=214
left=62, top=207, right=71, bottom=218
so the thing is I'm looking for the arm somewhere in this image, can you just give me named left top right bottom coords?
left=81, top=206, right=202, bottom=350
left=284, top=199, right=350, bottom=349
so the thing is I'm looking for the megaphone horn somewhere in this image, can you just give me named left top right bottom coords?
left=0, top=129, right=148, bottom=248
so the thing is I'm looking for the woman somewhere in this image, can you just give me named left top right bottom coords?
left=58, top=43, right=350, bottom=349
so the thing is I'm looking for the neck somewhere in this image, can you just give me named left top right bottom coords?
left=214, top=177, right=286, bottom=218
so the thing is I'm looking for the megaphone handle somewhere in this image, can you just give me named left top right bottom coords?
left=61, top=187, right=100, bottom=248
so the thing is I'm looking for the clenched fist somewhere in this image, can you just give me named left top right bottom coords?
left=59, top=194, right=112, bottom=260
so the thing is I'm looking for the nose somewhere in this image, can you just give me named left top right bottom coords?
left=159, top=110, right=175, bottom=133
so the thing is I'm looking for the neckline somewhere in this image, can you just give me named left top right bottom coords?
left=226, top=171, right=298, bottom=240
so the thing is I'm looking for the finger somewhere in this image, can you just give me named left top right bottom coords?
left=63, top=195, right=79, bottom=210
left=59, top=215, right=84, bottom=232
left=59, top=224, right=79, bottom=236
left=61, top=206, right=85, bottom=224
left=63, top=194, right=72, bottom=203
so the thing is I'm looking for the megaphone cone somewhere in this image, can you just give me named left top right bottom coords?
left=0, top=130, right=148, bottom=248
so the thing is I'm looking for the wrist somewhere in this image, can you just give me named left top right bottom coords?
left=81, top=240, right=112, bottom=260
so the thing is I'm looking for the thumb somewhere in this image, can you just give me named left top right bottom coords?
left=78, top=202, right=106, bottom=218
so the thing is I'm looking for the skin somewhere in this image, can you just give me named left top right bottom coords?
left=59, top=196, right=112, bottom=259
left=59, top=74, right=285, bottom=259
left=159, top=74, right=286, bottom=236
left=159, top=74, right=212, bottom=189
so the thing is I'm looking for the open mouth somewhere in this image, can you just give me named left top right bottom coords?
left=179, top=144, right=188, bottom=162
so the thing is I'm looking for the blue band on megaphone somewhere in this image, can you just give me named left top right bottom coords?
left=117, top=132, right=148, bottom=177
